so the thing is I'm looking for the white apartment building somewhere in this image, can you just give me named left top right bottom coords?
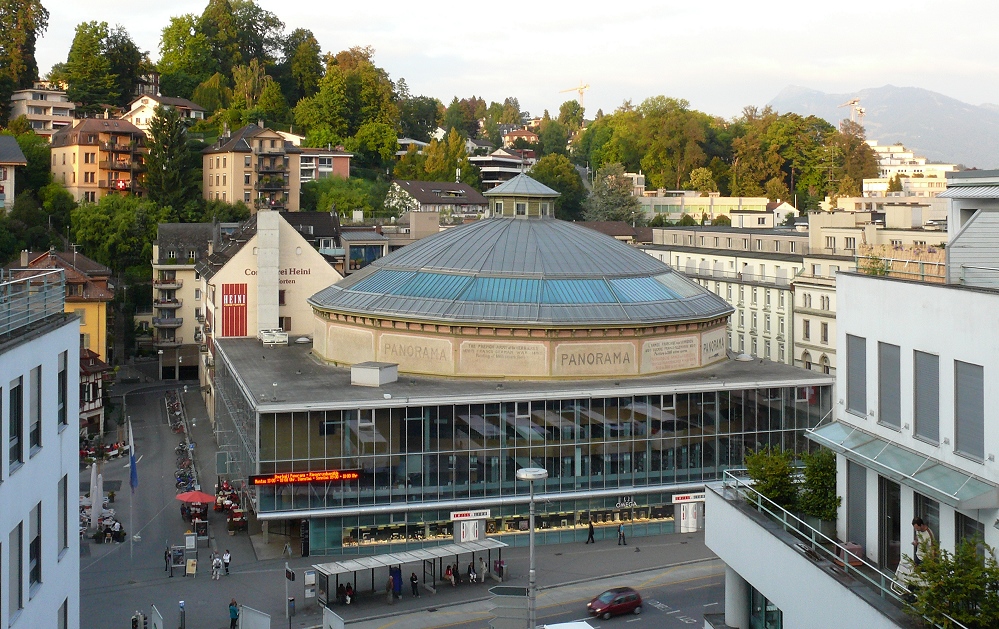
left=866, top=140, right=957, bottom=180
left=8, top=82, right=75, bottom=139
left=0, top=269, right=80, bottom=629
left=120, top=94, right=205, bottom=137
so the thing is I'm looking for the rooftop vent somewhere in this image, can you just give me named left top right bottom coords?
left=351, top=362, right=398, bottom=387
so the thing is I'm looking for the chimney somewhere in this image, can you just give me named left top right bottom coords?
left=258, top=119, right=264, bottom=129
left=20, top=250, right=29, bottom=266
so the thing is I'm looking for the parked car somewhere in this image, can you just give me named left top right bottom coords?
left=586, top=586, right=642, bottom=619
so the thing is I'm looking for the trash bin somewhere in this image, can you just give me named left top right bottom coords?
left=288, top=597, right=295, bottom=617
left=494, top=560, right=506, bottom=580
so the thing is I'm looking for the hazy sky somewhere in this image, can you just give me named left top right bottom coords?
left=33, top=0, right=999, bottom=119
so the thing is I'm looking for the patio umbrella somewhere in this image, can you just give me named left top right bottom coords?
left=89, top=463, right=99, bottom=530
left=175, top=490, right=216, bottom=503
left=94, top=473, right=105, bottom=527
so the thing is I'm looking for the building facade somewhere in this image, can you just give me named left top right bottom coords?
left=203, top=124, right=302, bottom=212
left=0, top=136, right=27, bottom=210
left=299, top=147, right=352, bottom=183
left=385, top=180, right=488, bottom=223
left=0, top=269, right=80, bottom=629
left=49, top=118, right=147, bottom=203
left=8, top=82, right=75, bottom=139
left=120, top=95, right=206, bottom=137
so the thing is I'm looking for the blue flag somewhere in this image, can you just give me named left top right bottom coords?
left=129, top=420, right=138, bottom=493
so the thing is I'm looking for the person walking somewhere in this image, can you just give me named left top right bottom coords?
left=617, top=522, right=626, bottom=545
left=410, top=572, right=420, bottom=597
left=223, top=549, right=231, bottom=575
left=228, top=599, right=239, bottom=629
left=586, top=520, right=595, bottom=544
left=164, top=548, right=170, bottom=573
left=212, top=554, right=223, bottom=580
left=912, top=517, right=934, bottom=565
left=479, top=556, right=487, bottom=583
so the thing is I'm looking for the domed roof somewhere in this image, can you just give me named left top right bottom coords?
left=309, top=218, right=732, bottom=326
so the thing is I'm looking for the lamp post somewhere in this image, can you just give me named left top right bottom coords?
left=516, top=467, right=548, bottom=629
left=177, top=353, right=182, bottom=381
left=157, top=349, right=164, bottom=381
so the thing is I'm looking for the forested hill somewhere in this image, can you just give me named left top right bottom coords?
left=768, top=85, right=999, bottom=169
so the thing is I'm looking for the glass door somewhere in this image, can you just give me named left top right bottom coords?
left=878, top=476, right=901, bottom=571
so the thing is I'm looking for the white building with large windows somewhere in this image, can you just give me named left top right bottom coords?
left=0, top=269, right=80, bottom=629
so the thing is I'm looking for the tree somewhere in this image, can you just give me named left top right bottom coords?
left=145, top=105, right=198, bottom=216
left=2, top=129, right=50, bottom=195
left=538, top=114, right=569, bottom=157
left=294, top=66, right=348, bottom=141
left=836, top=174, right=860, bottom=197
left=345, top=122, right=398, bottom=171
left=0, top=0, right=49, bottom=125
left=325, top=46, right=398, bottom=136
left=301, top=175, right=388, bottom=218
left=744, top=446, right=797, bottom=510
left=392, top=143, right=426, bottom=180
left=283, top=28, right=322, bottom=102
left=158, top=14, right=216, bottom=82
left=198, top=0, right=241, bottom=77
left=104, top=25, right=149, bottom=107
left=583, top=162, right=643, bottom=224
left=256, top=80, right=288, bottom=123
left=231, top=0, right=284, bottom=65
left=530, top=154, right=585, bottom=220
left=557, top=99, right=584, bottom=130
left=688, top=167, right=717, bottom=195
left=191, top=72, right=229, bottom=114
left=887, top=173, right=903, bottom=192
left=192, top=198, right=250, bottom=223
left=765, top=176, right=791, bottom=202
left=71, top=194, right=171, bottom=274
left=908, top=536, right=999, bottom=629
left=422, top=129, right=479, bottom=187
left=710, top=214, right=732, bottom=226
left=442, top=96, right=477, bottom=138
left=64, top=22, right=118, bottom=113
left=798, top=448, right=840, bottom=521
left=397, top=82, right=441, bottom=142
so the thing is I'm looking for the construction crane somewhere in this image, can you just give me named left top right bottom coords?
left=560, top=81, right=590, bottom=108
left=837, top=98, right=865, bottom=128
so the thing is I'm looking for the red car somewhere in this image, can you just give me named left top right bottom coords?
left=587, top=586, right=642, bottom=619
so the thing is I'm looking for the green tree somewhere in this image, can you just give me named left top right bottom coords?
left=744, top=446, right=798, bottom=510
left=798, top=448, right=840, bottom=521
left=836, top=174, right=860, bottom=197
left=530, top=154, right=585, bottom=220
left=687, top=166, right=717, bottom=195
left=887, top=173, right=903, bottom=192
left=4, top=113, right=31, bottom=135
left=283, top=28, right=322, bottom=102
left=765, top=176, right=791, bottom=202
left=710, top=214, right=732, bottom=226
left=256, top=80, right=288, bottom=123
left=392, top=143, right=426, bottom=180
left=908, top=536, right=999, bottom=629
left=145, top=105, right=197, bottom=215
left=198, top=0, right=241, bottom=77
left=345, top=122, right=398, bottom=171
left=538, top=113, right=569, bottom=157
left=419, top=128, right=479, bottom=187
left=230, top=58, right=270, bottom=110
left=0, top=0, right=49, bottom=125
left=294, top=68, right=348, bottom=141
left=301, top=175, right=388, bottom=218
left=325, top=46, right=398, bottom=136
left=583, top=162, right=643, bottom=224
left=158, top=14, right=216, bottom=82
left=159, top=71, right=200, bottom=100
left=442, top=96, right=477, bottom=138
left=2, top=129, right=49, bottom=195
left=38, top=181, right=76, bottom=237
left=191, top=72, right=229, bottom=114
left=677, top=213, right=697, bottom=226
left=71, top=194, right=171, bottom=274
left=104, top=25, right=149, bottom=107
left=397, top=79, right=441, bottom=142
left=189, top=198, right=250, bottom=223
left=64, top=21, right=118, bottom=113
left=231, top=0, right=284, bottom=65
left=557, top=99, right=584, bottom=130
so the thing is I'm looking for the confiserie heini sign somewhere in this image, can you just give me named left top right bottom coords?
left=249, top=470, right=360, bottom=485
left=450, top=509, right=490, bottom=521
left=671, top=492, right=706, bottom=504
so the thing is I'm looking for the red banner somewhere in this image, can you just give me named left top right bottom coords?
left=221, top=283, right=247, bottom=337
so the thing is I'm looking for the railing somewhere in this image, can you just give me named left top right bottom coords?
left=153, top=298, right=183, bottom=308
left=0, top=269, right=66, bottom=337
left=255, top=197, right=286, bottom=210
left=682, top=267, right=793, bottom=287
left=153, top=278, right=183, bottom=288
left=101, top=142, right=137, bottom=153
left=99, top=160, right=145, bottom=172
left=256, top=163, right=286, bottom=173
left=253, top=146, right=285, bottom=156
left=154, top=336, right=183, bottom=347
left=152, top=317, right=183, bottom=328
left=720, top=470, right=967, bottom=629
left=255, top=179, right=287, bottom=191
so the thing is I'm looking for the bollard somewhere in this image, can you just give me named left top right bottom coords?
left=178, top=600, right=185, bottom=629
left=288, top=597, right=295, bottom=616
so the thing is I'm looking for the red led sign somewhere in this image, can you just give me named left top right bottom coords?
left=249, top=470, right=361, bottom=485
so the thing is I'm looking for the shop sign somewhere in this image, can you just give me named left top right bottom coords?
left=450, top=509, right=490, bottom=521
left=249, top=470, right=360, bottom=485
left=671, top=492, right=706, bottom=504
left=616, top=496, right=638, bottom=509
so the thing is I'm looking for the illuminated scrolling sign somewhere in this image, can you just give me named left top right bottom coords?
left=249, top=470, right=361, bottom=485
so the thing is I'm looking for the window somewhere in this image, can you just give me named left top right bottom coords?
left=726, top=285, right=732, bottom=300
left=222, top=174, right=226, bottom=186
left=29, top=366, right=40, bottom=451
left=244, top=191, right=251, bottom=202
left=194, top=288, right=201, bottom=300
left=80, top=333, right=90, bottom=350
left=83, top=171, right=94, bottom=183
left=515, top=203, right=526, bottom=216
left=714, top=237, right=719, bottom=247
left=738, top=335, right=745, bottom=352
left=188, top=249, right=196, bottom=260
left=778, top=292, right=784, bottom=309
left=244, top=155, right=251, bottom=167
left=764, top=315, right=770, bottom=333
left=751, top=337, right=758, bottom=356
left=825, top=236, right=836, bottom=249
left=954, top=360, right=984, bottom=459
left=738, top=310, right=744, bottom=328
left=756, top=239, right=762, bottom=250
left=215, top=157, right=219, bottom=169
left=765, top=290, right=771, bottom=308
left=811, top=264, right=821, bottom=276
left=541, top=202, right=549, bottom=216
left=223, top=157, right=227, bottom=168
left=778, top=343, right=785, bottom=362
left=167, top=250, right=177, bottom=260
left=84, top=191, right=96, bottom=202
left=84, top=152, right=95, bottom=164
left=878, top=343, right=901, bottom=429
left=846, top=334, right=866, bottom=415
left=820, top=322, right=828, bottom=344
left=279, top=290, right=286, bottom=306
left=10, top=522, right=22, bottom=612
left=913, top=493, right=939, bottom=541
left=913, top=350, right=939, bottom=442
left=29, top=503, right=40, bottom=589
left=58, top=351, right=67, bottom=427
left=751, top=312, right=757, bottom=330
left=758, top=217, right=766, bottom=225
left=742, top=238, right=749, bottom=249
left=789, top=241, right=797, bottom=253
left=58, top=475, right=68, bottom=554
left=802, top=319, right=810, bottom=340
left=845, top=237, right=856, bottom=249
left=778, top=317, right=784, bottom=336
left=739, top=285, right=744, bottom=303
left=751, top=287, right=757, bottom=305
left=774, top=241, right=780, bottom=252
left=494, top=201, right=503, bottom=214
left=279, top=316, right=291, bottom=332
left=726, top=238, right=732, bottom=248
left=764, top=340, right=770, bottom=357
left=10, top=377, right=23, bottom=469
left=58, top=599, right=68, bottom=629
left=955, top=512, right=985, bottom=551
left=803, top=351, right=812, bottom=370
left=672, top=234, right=678, bottom=244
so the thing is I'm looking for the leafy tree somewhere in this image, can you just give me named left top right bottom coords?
left=798, top=448, right=840, bottom=521
left=231, top=0, right=284, bottom=65
left=392, top=143, right=426, bottom=180
left=2, top=129, right=49, bottom=195
left=0, top=0, right=49, bottom=125
left=38, top=181, right=76, bottom=237
left=583, top=162, right=643, bottom=224
left=887, top=173, right=903, bottom=193
left=159, top=71, right=200, bottom=100
left=324, top=46, right=398, bottom=136
left=230, top=58, right=270, bottom=109
left=190, top=198, right=250, bottom=223
left=4, top=114, right=30, bottom=134
left=499, top=97, right=522, bottom=124
left=191, top=72, right=229, bottom=114
left=64, top=21, right=119, bottom=113
left=197, top=0, right=241, bottom=77
left=538, top=113, right=569, bottom=157
left=765, top=176, right=791, bottom=202
left=345, top=122, right=398, bottom=171
left=557, top=99, right=584, bottom=130
left=677, top=213, right=697, bottom=226
left=638, top=96, right=706, bottom=190
left=301, top=175, right=389, bottom=219
left=104, top=25, right=149, bottom=107
left=256, top=80, right=288, bottom=123
left=158, top=14, right=215, bottom=82
left=530, top=154, right=585, bottom=220
left=711, top=214, right=732, bottom=226
left=283, top=28, right=322, bottom=102
left=744, top=446, right=798, bottom=510
left=421, top=128, right=479, bottom=187
left=647, top=214, right=672, bottom=228
left=836, top=174, right=860, bottom=197
left=442, top=96, right=478, bottom=138
left=687, top=166, right=717, bottom=195
left=71, top=194, right=171, bottom=274
left=397, top=80, right=441, bottom=142
left=908, top=536, right=999, bottom=629
left=145, top=105, right=198, bottom=216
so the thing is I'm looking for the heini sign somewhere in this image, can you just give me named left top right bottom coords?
left=671, top=492, right=706, bottom=504
left=450, top=509, right=490, bottom=521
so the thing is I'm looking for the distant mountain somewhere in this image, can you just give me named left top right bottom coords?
left=767, top=85, right=999, bottom=169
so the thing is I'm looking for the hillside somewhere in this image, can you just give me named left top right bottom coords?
left=768, top=85, right=999, bottom=169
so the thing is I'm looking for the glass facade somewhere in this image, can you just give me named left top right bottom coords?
left=214, top=359, right=831, bottom=555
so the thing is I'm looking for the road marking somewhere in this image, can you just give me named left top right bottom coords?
left=626, top=618, right=642, bottom=622
left=703, top=602, right=719, bottom=607
left=684, top=583, right=716, bottom=592
left=122, top=455, right=143, bottom=468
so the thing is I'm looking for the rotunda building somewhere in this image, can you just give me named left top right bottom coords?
left=309, top=175, right=733, bottom=379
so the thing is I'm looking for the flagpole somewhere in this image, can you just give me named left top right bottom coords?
left=128, top=417, right=137, bottom=560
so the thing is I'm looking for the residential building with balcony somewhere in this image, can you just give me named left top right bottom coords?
left=49, top=118, right=147, bottom=203
left=0, top=268, right=80, bottom=629
left=808, top=207, right=948, bottom=256
left=120, top=94, right=206, bottom=137
left=0, top=135, right=27, bottom=210
left=469, top=148, right=533, bottom=190
left=152, top=223, right=216, bottom=379
left=8, top=82, right=76, bottom=139
left=9, top=250, right=115, bottom=362
left=202, top=123, right=302, bottom=212
left=299, top=147, right=352, bottom=183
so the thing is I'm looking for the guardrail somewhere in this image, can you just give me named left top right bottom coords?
left=720, top=469, right=967, bottom=629
left=0, top=269, right=66, bottom=337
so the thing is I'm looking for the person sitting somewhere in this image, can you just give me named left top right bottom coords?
left=468, top=561, right=477, bottom=583
left=336, top=584, right=346, bottom=605
left=453, top=562, right=462, bottom=584
left=345, top=583, right=354, bottom=604
left=444, top=565, right=455, bottom=586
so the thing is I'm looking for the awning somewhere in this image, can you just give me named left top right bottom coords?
left=807, top=421, right=999, bottom=510
left=313, top=538, right=507, bottom=577
left=937, top=185, right=999, bottom=199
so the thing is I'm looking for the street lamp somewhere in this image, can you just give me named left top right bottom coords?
left=157, top=349, right=164, bottom=381
left=516, top=467, right=548, bottom=629
left=177, top=354, right=183, bottom=381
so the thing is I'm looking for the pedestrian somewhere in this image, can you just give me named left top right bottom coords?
left=617, top=522, right=626, bottom=546
left=479, top=556, right=487, bottom=583
left=586, top=519, right=595, bottom=544
left=911, top=517, right=934, bottom=565
left=336, top=583, right=346, bottom=605
left=345, top=582, right=354, bottom=604
left=410, top=571, right=420, bottom=597
left=467, top=560, right=477, bottom=583
left=223, top=549, right=231, bottom=575
left=386, top=576, right=395, bottom=604
left=164, top=548, right=170, bottom=573
left=228, top=599, right=239, bottom=629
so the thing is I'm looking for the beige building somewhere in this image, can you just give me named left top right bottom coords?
left=807, top=208, right=948, bottom=256
left=202, top=124, right=302, bottom=212
left=636, top=192, right=772, bottom=223
left=120, top=94, right=206, bottom=137
left=8, top=82, right=75, bottom=139
left=50, top=118, right=147, bottom=203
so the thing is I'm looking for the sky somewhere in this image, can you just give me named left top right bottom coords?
left=33, top=0, right=999, bottom=120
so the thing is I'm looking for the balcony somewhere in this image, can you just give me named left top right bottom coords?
left=255, top=197, right=286, bottom=210
left=152, top=317, right=183, bottom=328
left=255, top=178, right=287, bottom=191
left=153, top=298, right=183, bottom=309
left=154, top=335, right=183, bottom=348
left=256, top=162, right=286, bottom=173
left=153, top=278, right=183, bottom=289
left=100, top=160, right=146, bottom=172
left=98, top=179, right=140, bottom=192
left=101, top=141, right=138, bottom=154
left=253, top=146, right=285, bottom=156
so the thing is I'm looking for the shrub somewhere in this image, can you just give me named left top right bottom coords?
left=799, top=448, right=840, bottom=521
left=744, top=446, right=798, bottom=510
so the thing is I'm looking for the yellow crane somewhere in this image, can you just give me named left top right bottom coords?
left=560, top=82, right=590, bottom=108
left=837, top=98, right=865, bottom=127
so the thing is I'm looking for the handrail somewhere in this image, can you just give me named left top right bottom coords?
left=720, top=469, right=967, bottom=629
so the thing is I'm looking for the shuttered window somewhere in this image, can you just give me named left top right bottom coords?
left=954, top=361, right=984, bottom=459
left=846, top=334, right=866, bottom=415
left=913, top=351, right=939, bottom=442
left=878, top=343, right=901, bottom=428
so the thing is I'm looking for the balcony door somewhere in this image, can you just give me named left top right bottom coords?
left=878, top=476, right=901, bottom=571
